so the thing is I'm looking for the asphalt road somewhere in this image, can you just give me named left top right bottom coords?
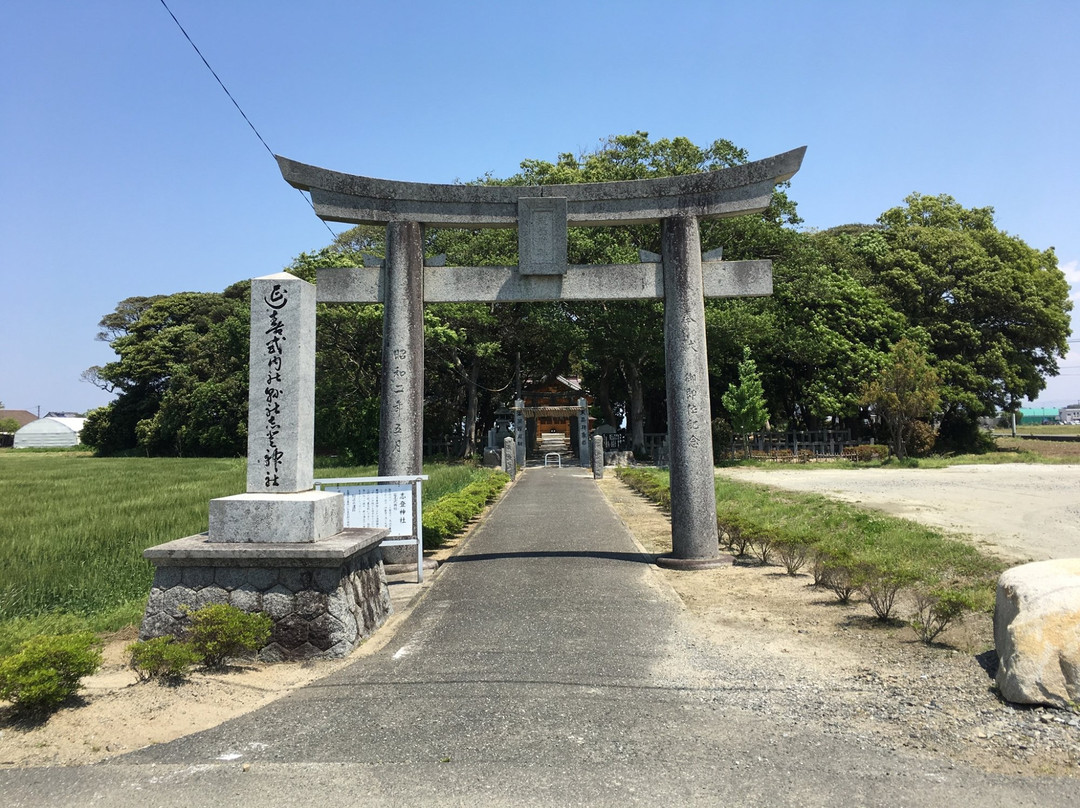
left=2, top=467, right=1076, bottom=806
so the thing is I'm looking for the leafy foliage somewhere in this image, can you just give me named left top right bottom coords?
left=910, top=589, right=973, bottom=644
left=421, top=470, right=509, bottom=548
left=871, top=194, right=1072, bottom=448
left=183, top=604, right=271, bottom=669
left=127, top=635, right=201, bottom=682
left=79, top=137, right=1071, bottom=460
left=0, top=632, right=102, bottom=714
left=722, top=347, right=769, bottom=457
left=860, top=338, right=941, bottom=460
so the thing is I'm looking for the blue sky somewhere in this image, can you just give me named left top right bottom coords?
left=2, top=0, right=1077, bottom=415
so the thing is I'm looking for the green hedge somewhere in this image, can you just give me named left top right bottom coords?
left=422, top=471, right=510, bottom=549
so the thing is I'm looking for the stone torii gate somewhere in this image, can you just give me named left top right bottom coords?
left=277, top=147, right=805, bottom=569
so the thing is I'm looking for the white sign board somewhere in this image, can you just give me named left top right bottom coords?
left=336, top=484, right=413, bottom=536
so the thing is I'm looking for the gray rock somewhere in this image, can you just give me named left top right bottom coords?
left=229, top=585, right=262, bottom=613
left=262, top=584, right=297, bottom=620
left=995, top=558, right=1080, bottom=708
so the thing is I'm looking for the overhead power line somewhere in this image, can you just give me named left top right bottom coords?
left=157, top=0, right=336, bottom=239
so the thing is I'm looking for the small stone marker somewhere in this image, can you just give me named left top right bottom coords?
left=995, top=558, right=1080, bottom=709
left=140, top=278, right=387, bottom=660
left=514, top=399, right=527, bottom=466
left=592, top=435, right=604, bottom=479
left=577, top=397, right=590, bottom=468
left=502, top=436, right=517, bottom=479
left=246, top=272, right=315, bottom=494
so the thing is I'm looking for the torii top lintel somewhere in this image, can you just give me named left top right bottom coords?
left=276, top=147, right=805, bottom=229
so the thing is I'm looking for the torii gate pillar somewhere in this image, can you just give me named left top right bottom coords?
left=379, top=221, right=424, bottom=563
left=658, top=216, right=719, bottom=568
left=380, top=221, right=424, bottom=477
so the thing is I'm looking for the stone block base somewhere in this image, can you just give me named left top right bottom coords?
left=140, top=528, right=390, bottom=660
left=208, top=490, right=343, bottom=543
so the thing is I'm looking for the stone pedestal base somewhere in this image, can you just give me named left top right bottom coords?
left=655, top=553, right=730, bottom=571
left=140, top=528, right=390, bottom=660
left=208, top=490, right=343, bottom=543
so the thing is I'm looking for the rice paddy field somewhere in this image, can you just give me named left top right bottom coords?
left=0, top=452, right=493, bottom=651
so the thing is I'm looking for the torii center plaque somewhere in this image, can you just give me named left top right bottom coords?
left=277, top=147, right=805, bottom=568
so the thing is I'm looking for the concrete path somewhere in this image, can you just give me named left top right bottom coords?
left=3, top=467, right=1076, bottom=806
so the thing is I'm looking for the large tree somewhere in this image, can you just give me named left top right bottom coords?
left=81, top=142, right=1072, bottom=461
left=83, top=286, right=250, bottom=456
left=867, top=194, right=1071, bottom=448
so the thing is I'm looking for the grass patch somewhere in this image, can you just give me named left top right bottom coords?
left=617, top=467, right=1004, bottom=613
left=0, top=455, right=499, bottom=652
left=0, top=455, right=246, bottom=625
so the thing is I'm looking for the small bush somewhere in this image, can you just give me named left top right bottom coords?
left=775, top=537, right=810, bottom=576
left=905, top=420, right=937, bottom=458
left=751, top=530, right=775, bottom=565
left=910, top=589, right=971, bottom=644
left=854, top=444, right=889, bottom=463
left=128, top=636, right=202, bottom=682
left=818, top=554, right=863, bottom=604
left=859, top=565, right=915, bottom=621
left=725, top=525, right=753, bottom=558
left=184, top=604, right=272, bottom=669
left=0, top=632, right=102, bottom=713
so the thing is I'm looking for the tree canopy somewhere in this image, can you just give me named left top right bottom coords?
left=81, top=135, right=1072, bottom=458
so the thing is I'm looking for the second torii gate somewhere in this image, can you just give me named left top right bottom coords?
left=277, top=147, right=805, bottom=569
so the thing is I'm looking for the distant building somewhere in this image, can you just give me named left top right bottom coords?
left=0, top=410, right=37, bottom=447
left=1018, top=407, right=1060, bottom=425
left=1060, top=403, right=1080, bottom=425
left=518, top=375, right=593, bottom=457
left=0, top=409, right=38, bottom=429
left=13, top=417, right=86, bottom=448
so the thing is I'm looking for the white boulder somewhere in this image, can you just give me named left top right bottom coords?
left=994, top=558, right=1080, bottom=709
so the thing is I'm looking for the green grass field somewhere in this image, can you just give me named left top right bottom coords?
left=0, top=453, right=496, bottom=653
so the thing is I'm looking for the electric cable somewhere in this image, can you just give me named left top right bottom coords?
left=157, top=0, right=336, bottom=239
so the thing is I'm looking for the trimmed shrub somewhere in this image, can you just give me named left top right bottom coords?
left=184, top=604, right=272, bottom=669
left=751, top=529, right=775, bottom=565
left=0, top=632, right=102, bottom=713
left=421, top=471, right=509, bottom=548
left=854, top=444, right=889, bottom=462
left=775, top=537, right=810, bottom=576
left=910, top=589, right=971, bottom=644
left=722, top=523, right=753, bottom=558
left=817, top=552, right=864, bottom=604
left=858, top=565, right=916, bottom=621
left=128, top=636, right=202, bottom=682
